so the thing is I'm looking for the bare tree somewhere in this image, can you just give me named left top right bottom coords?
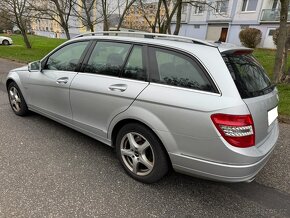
left=0, top=0, right=32, bottom=48
left=116, top=0, right=137, bottom=30
left=71, top=0, right=128, bottom=32
left=137, top=0, right=179, bottom=33
left=136, top=0, right=223, bottom=34
left=100, top=0, right=109, bottom=30
left=96, top=0, right=124, bottom=31
left=0, top=11, right=14, bottom=32
left=273, top=0, right=290, bottom=83
left=173, top=0, right=182, bottom=35
left=72, top=0, right=101, bottom=32
left=31, top=0, right=76, bottom=39
left=173, top=0, right=230, bottom=35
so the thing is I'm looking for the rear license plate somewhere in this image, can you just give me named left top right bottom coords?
left=268, top=106, right=278, bottom=126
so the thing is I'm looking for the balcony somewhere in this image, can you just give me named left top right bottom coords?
left=260, top=9, right=290, bottom=22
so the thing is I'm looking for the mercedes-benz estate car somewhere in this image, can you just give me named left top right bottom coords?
left=6, top=32, right=279, bottom=183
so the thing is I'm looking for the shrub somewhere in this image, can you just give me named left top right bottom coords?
left=239, top=28, right=262, bottom=48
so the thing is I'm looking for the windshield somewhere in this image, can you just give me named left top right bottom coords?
left=222, top=53, right=273, bottom=98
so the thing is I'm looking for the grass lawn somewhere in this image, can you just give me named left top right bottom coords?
left=253, top=49, right=290, bottom=117
left=0, top=34, right=65, bottom=63
left=0, top=34, right=290, bottom=117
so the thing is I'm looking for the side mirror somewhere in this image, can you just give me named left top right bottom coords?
left=28, top=60, right=41, bottom=72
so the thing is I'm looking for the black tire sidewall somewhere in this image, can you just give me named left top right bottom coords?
left=116, top=123, right=169, bottom=183
left=3, top=40, right=9, bottom=45
left=7, top=82, right=29, bottom=116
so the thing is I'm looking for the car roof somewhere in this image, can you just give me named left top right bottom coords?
left=68, top=31, right=252, bottom=55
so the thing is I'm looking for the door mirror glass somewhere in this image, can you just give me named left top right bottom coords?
left=28, top=61, right=41, bottom=72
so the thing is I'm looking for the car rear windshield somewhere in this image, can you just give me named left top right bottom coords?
left=222, top=53, right=274, bottom=98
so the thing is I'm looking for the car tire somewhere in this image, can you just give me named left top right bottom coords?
left=7, top=82, right=29, bottom=116
left=116, top=123, right=170, bottom=183
left=2, top=40, right=9, bottom=46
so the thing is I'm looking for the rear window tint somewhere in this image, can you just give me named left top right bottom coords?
left=151, top=47, right=218, bottom=93
left=223, top=54, right=273, bottom=98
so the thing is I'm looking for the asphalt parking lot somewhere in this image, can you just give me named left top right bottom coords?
left=0, top=59, right=290, bottom=217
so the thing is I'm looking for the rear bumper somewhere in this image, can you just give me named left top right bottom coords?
left=170, top=150, right=273, bottom=182
left=169, top=121, right=279, bottom=183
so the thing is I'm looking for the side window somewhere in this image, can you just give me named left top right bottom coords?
left=151, top=47, right=216, bottom=93
left=122, top=45, right=146, bottom=81
left=84, top=41, right=131, bottom=77
left=45, top=41, right=89, bottom=71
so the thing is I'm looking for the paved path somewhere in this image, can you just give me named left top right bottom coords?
left=0, top=59, right=289, bottom=217
left=0, top=58, right=24, bottom=84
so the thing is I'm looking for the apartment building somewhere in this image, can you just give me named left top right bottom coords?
left=123, top=1, right=166, bottom=32
left=171, top=0, right=285, bottom=49
left=31, top=0, right=103, bottom=39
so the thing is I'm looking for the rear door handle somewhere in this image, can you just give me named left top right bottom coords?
left=108, top=84, right=127, bottom=92
left=56, top=77, right=69, bottom=84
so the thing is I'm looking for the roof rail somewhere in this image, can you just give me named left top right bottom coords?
left=74, top=31, right=217, bottom=47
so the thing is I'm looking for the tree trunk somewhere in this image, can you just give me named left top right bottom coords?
left=173, top=0, right=182, bottom=35
left=84, top=0, right=94, bottom=32
left=273, top=0, right=289, bottom=83
left=162, top=1, right=179, bottom=34
left=89, top=24, right=94, bottom=32
left=103, top=19, right=109, bottom=31
left=21, top=30, right=31, bottom=49
left=154, top=0, right=162, bottom=33
left=63, top=26, right=70, bottom=39
left=102, top=0, right=109, bottom=31
left=283, top=42, right=288, bottom=79
left=11, top=0, right=32, bottom=49
left=117, top=0, right=136, bottom=30
left=53, top=0, right=71, bottom=39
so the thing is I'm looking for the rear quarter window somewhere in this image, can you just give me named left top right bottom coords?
left=222, top=53, right=273, bottom=98
left=149, top=47, right=218, bottom=93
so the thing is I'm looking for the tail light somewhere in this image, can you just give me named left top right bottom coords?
left=211, top=114, right=255, bottom=148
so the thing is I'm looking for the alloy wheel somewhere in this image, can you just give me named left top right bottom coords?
left=9, top=87, right=21, bottom=112
left=120, top=132, right=155, bottom=176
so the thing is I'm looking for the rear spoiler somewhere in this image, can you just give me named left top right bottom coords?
left=220, top=48, right=254, bottom=55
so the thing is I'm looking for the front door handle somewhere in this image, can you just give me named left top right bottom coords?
left=108, top=84, right=127, bottom=92
left=56, top=77, right=69, bottom=84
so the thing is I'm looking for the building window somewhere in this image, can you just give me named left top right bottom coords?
left=216, top=1, right=229, bottom=14
left=194, top=24, right=201, bottom=29
left=268, top=29, right=275, bottom=36
left=272, top=0, right=279, bottom=10
left=242, top=0, right=258, bottom=12
left=192, top=3, right=204, bottom=15
left=182, top=3, right=188, bottom=13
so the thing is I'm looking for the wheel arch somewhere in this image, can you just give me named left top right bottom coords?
left=6, top=74, right=29, bottom=105
left=110, top=118, right=173, bottom=168
left=6, top=78, right=16, bottom=90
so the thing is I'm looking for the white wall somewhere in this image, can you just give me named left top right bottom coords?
left=171, top=24, right=208, bottom=39
left=232, top=0, right=264, bottom=23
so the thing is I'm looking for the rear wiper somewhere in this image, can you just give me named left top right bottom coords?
left=250, top=84, right=276, bottom=97
left=260, top=84, right=276, bottom=93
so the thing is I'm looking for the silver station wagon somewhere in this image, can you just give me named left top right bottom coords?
left=6, top=32, right=279, bottom=183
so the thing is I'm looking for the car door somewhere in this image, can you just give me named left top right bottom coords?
left=70, top=41, right=149, bottom=139
left=27, top=40, right=91, bottom=122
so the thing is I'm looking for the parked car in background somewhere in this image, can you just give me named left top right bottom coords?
left=0, top=36, right=13, bottom=45
left=5, top=32, right=279, bottom=183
